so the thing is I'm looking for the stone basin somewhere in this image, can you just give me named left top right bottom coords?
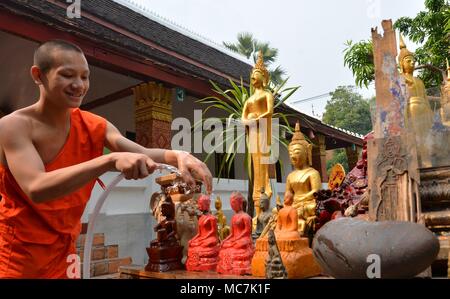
left=312, top=218, right=440, bottom=278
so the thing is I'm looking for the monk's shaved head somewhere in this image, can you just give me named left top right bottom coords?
left=33, top=40, right=84, bottom=74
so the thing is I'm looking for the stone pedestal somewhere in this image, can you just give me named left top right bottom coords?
left=251, top=237, right=321, bottom=278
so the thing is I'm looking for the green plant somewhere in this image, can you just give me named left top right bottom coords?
left=195, top=78, right=299, bottom=183
left=223, top=32, right=287, bottom=86
left=343, top=0, right=450, bottom=88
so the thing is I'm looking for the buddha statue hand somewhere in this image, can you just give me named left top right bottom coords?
left=221, top=239, right=235, bottom=249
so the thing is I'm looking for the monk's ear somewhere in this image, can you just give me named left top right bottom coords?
left=30, top=66, right=43, bottom=85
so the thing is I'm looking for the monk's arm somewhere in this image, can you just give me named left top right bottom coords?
left=104, top=121, right=212, bottom=193
left=0, top=116, right=156, bottom=203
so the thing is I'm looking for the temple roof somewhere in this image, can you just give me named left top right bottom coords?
left=0, top=0, right=363, bottom=147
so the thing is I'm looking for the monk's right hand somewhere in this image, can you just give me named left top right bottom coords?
left=111, top=152, right=157, bottom=180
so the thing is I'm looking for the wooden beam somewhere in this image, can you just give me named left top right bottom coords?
left=81, top=86, right=133, bottom=111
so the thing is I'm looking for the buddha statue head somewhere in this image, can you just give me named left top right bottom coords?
left=198, top=194, right=211, bottom=213
left=230, top=192, right=245, bottom=213
left=398, top=34, right=415, bottom=74
left=160, top=198, right=175, bottom=220
left=288, top=121, right=312, bottom=169
left=259, top=187, right=270, bottom=212
left=215, top=196, right=222, bottom=211
left=251, top=50, right=270, bottom=88
left=284, top=193, right=294, bottom=207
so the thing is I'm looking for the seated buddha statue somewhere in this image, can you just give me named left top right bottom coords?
left=252, top=187, right=272, bottom=241
left=285, top=121, right=321, bottom=236
left=274, top=193, right=300, bottom=240
left=150, top=199, right=178, bottom=247
left=186, top=194, right=220, bottom=272
left=398, top=34, right=433, bottom=167
left=216, top=192, right=255, bottom=275
left=214, top=196, right=230, bottom=241
left=251, top=191, right=321, bottom=278
left=146, top=196, right=183, bottom=272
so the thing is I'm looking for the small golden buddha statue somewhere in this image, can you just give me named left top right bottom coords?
left=285, top=121, right=321, bottom=236
left=242, top=50, right=274, bottom=217
left=398, top=34, right=434, bottom=167
left=441, top=59, right=450, bottom=126
left=214, top=196, right=230, bottom=241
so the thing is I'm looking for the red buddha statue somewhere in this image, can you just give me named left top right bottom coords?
left=185, top=194, right=220, bottom=272
left=216, top=192, right=255, bottom=275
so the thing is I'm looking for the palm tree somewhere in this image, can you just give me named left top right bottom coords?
left=223, top=32, right=286, bottom=87
left=223, top=32, right=255, bottom=59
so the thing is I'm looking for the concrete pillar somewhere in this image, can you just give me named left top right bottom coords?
left=133, top=82, right=173, bottom=149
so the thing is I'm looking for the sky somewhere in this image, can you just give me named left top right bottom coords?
left=119, top=0, right=425, bottom=119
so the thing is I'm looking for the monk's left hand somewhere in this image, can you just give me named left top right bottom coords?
left=174, top=150, right=212, bottom=194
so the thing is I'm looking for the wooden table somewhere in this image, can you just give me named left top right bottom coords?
left=119, top=265, right=263, bottom=279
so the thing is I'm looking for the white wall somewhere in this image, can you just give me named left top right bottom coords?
left=82, top=171, right=286, bottom=266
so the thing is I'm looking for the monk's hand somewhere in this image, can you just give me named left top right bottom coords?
left=174, top=150, right=213, bottom=194
left=112, top=152, right=157, bottom=180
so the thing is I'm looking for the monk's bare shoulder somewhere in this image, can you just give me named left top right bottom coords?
left=0, top=109, right=34, bottom=163
left=0, top=110, right=33, bottom=140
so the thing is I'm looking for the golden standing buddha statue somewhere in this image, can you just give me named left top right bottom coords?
left=242, top=51, right=274, bottom=217
left=441, top=59, right=450, bottom=126
left=214, top=196, right=230, bottom=241
left=398, top=34, right=433, bottom=167
left=285, top=121, right=321, bottom=236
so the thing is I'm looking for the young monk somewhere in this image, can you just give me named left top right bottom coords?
left=0, top=40, right=212, bottom=278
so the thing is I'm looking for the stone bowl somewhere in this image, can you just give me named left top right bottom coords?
left=312, top=218, right=440, bottom=278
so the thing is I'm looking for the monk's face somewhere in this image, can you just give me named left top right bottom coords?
left=39, top=49, right=90, bottom=108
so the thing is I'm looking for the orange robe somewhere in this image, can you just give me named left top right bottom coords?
left=0, top=109, right=106, bottom=278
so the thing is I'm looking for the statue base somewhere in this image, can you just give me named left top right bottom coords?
left=216, top=246, right=254, bottom=276
left=251, top=237, right=321, bottom=278
left=185, top=245, right=220, bottom=272
left=145, top=245, right=183, bottom=272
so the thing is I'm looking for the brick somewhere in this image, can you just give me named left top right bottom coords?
left=93, top=261, right=108, bottom=277
left=92, top=246, right=106, bottom=261
left=119, top=257, right=132, bottom=266
left=108, top=260, right=120, bottom=274
left=93, top=233, right=105, bottom=246
left=106, top=245, right=118, bottom=259
left=76, top=233, right=104, bottom=249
